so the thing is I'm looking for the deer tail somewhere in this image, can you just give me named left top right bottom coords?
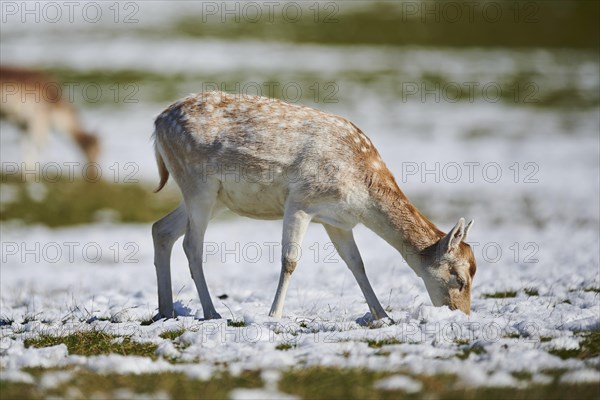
left=154, top=140, right=169, bottom=193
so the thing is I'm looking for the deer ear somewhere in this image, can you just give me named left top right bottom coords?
left=441, top=218, right=466, bottom=252
left=464, top=219, right=474, bottom=242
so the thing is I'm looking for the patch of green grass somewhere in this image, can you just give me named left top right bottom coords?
left=456, top=345, right=486, bottom=360
left=24, top=330, right=158, bottom=358
left=280, top=368, right=400, bottom=400
left=540, top=336, right=553, bottom=343
left=462, top=127, right=495, bottom=140
left=280, top=367, right=600, bottom=400
left=367, top=338, right=402, bottom=348
left=421, top=72, right=449, bottom=86
left=511, top=371, right=533, bottom=381
left=524, top=288, right=539, bottom=296
left=46, top=67, right=347, bottom=106
left=548, top=347, right=581, bottom=360
left=0, top=369, right=263, bottom=400
left=548, top=330, right=600, bottom=360
left=583, top=287, right=600, bottom=293
left=46, top=67, right=189, bottom=105
left=140, top=318, right=156, bottom=326
left=482, top=291, right=518, bottom=299
left=3, top=366, right=600, bottom=400
left=227, top=320, right=246, bottom=328
left=169, top=2, right=600, bottom=49
left=275, top=342, right=296, bottom=351
left=0, top=381, right=42, bottom=400
left=0, top=174, right=179, bottom=226
left=159, top=329, right=186, bottom=340
left=454, top=338, right=470, bottom=345
left=504, top=332, right=521, bottom=339
left=540, top=368, right=569, bottom=380
left=374, top=350, right=391, bottom=357
left=36, top=63, right=600, bottom=111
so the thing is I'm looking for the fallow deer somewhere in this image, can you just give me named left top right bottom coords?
left=152, top=91, right=476, bottom=320
left=0, top=65, right=99, bottom=164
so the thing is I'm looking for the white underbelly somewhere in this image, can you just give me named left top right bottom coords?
left=214, top=170, right=362, bottom=229
left=218, top=180, right=286, bottom=219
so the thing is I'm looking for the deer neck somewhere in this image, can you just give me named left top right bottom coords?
left=361, top=180, right=444, bottom=275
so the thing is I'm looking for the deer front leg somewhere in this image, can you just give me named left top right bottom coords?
left=183, top=194, right=222, bottom=320
left=269, top=206, right=312, bottom=318
left=324, top=225, right=389, bottom=320
left=152, top=203, right=186, bottom=319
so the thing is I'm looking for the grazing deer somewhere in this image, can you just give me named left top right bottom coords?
left=152, top=91, right=476, bottom=320
left=0, top=65, right=99, bottom=164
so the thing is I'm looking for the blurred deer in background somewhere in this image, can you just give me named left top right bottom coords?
left=0, top=65, right=99, bottom=164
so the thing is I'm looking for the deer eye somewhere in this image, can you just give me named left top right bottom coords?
left=451, top=271, right=466, bottom=291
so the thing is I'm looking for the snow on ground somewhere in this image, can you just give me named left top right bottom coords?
left=0, top=202, right=598, bottom=387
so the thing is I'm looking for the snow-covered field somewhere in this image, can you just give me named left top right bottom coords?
left=1, top=215, right=599, bottom=384
left=1, top=2, right=599, bottom=397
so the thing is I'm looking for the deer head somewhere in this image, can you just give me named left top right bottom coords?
left=419, top=218, right=476, bottom=314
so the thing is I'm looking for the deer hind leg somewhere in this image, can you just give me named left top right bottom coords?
left=323, top=225, right=389, bottom=320
left=269, top=205, right=312, bottom=318
left=23, top=110, right=50, bottom=166
left=182, top=185, right=222, bottom=320
left=152, top=202, right=187, bottom=319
